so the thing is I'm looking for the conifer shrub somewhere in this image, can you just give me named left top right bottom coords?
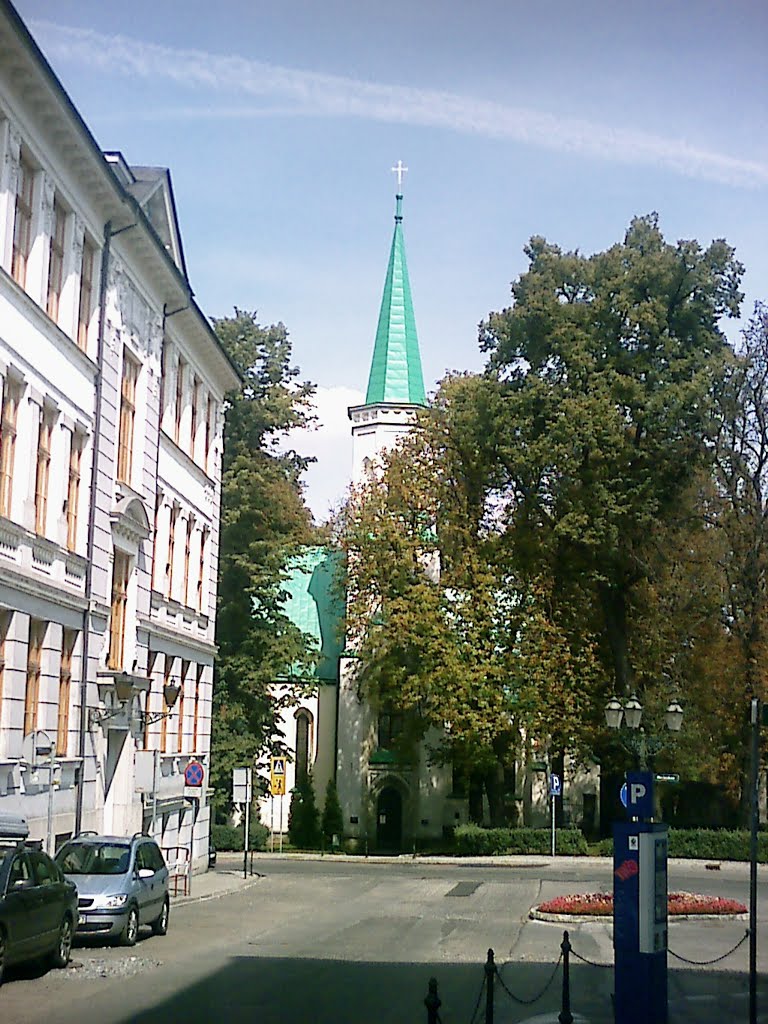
left=321, top=777, right=344, bottom=846
left=287, top=774, right=321, bottom=849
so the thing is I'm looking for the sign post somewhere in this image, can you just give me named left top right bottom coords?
left=270, top=757, right=286, bottom=852
left=549, top=773, right=561, bottom=857
left=232, top=767, right=252, bottom=878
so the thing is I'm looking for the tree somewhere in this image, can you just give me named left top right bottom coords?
left=211, top=310, right=318, bottom=812
left=338, top=374, right=601, bottom=824
left=321, top=777, right=344, bottom=846
left=288, top=774, right=320, bottom=848
left=479, top=214, right=744, bottom=701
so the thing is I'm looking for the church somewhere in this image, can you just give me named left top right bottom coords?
left=257, top=177, right=597, bottom=848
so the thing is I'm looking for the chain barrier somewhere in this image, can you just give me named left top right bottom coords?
left=496, top=951, right=563, bottom=1006
left=570, top=945, right=611, bottom=969
left=467, top=972, right=486, bottom=1024
left=668, top=928, right=750, bottom=966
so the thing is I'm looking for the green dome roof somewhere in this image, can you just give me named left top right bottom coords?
left=365, top=194, right=427, bottom=407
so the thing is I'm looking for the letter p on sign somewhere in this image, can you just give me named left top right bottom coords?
left=626, top=771, right=654, bottom=819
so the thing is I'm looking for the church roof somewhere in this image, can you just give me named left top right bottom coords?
left=281, top=546, right=345, bottom=682
left=365, top=194, right=427, bottom=407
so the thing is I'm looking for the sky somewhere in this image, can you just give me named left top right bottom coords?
left=14, top=0, right=768, bottom=522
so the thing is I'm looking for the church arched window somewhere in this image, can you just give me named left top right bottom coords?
left=294, top=709, right=313, bottom=782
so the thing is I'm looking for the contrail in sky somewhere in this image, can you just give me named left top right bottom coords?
left=30, top=20, right=768, bottom=190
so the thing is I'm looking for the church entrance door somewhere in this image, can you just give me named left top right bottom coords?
left=376, top=787, right=402, bottom=849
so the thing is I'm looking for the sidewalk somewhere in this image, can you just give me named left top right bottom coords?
left=171, top=863, right=264, bottom=906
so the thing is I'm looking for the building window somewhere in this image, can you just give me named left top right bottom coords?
left=160, top=658, right=173, bottom=753
left=295, top=710, right=312, bottom=783
left=204, top=394, right=213, bottom=473
left=108, top=552, right=130, bottom=670
left=182, top=517, right=193, bottom=607
left=377, top=711, right=403, bottom=750
left=46, top=200, right=66, bottom=322
left=117, top=351, right=139, bottom=484
left=0, top=610, right=12, bottom=738
left=177, top=659, right=189, bottom=753
left=0, top=381, right=20, bottom=518
left=151, top=492, right=161, bottom=590
left=174, top=357, right=185, bottom=444
left=197, top=528, right=208, bottom=613
left=25, top=619, right=46, bottom=736
left=77, top=241, right=94, bottom=351
left=57, top=629, right=76, bottom=755
left=166, top=505, right=178, bottom=601
left=34, top=408, right=54, bottom=535
left=193, top=663, right=203, bottom=752
left=11, top=158, right=34, bottom=287
left=190, top=376, right=200, bottom=458
left=66, top=433, right=83, bottom=552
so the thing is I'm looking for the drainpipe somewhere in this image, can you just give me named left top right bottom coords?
left=74, top=219, right=136, bottom=835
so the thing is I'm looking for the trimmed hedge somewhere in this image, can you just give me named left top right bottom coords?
left=597, top=829, right=768, bottom=862
left=211, top=821, right=270, bottom=852
left=454, top=825, right=589, bottom=856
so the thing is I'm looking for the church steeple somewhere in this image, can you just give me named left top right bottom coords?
left=364, top=172, right=426, bottom=407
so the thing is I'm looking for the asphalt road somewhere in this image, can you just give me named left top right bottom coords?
left=1, top=855, right=766, bottom=1023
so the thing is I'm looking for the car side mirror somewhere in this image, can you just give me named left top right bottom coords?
left=137, top=867, right=154, bottom=879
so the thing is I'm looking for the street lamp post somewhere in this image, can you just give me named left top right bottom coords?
left=604, top=693, right=683, bottom=770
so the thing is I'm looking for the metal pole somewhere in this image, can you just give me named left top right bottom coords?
left=551, top=791, right=556, bottom=857
left=46, top=741, right=56, bottom=856
left=279, top=793, right=283, bottom=853
left=151, top=747, right=159, bottom=838
left=270, top=793, right=274, bottom=853
left=485, top=948, right=495, bottom=1024
left=559, top=930, right=573, bottom=1024
left=424, top=977, right=441, bottom=1024
left=243, top=772, right=251, bottom=879
left=750, top=698, right=759, bottom=1024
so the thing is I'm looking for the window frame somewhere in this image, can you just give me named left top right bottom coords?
left=11, top=157, right=34, bottom=287
left=117, top=350, right=139, bottom=485
left=46, top=198, right=66, bottom=322
left=108, top=551, right=130, bottom=670
left=77, top=240, right=95, bottom=351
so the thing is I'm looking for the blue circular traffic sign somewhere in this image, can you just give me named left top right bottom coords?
left=184, top=760, right=204, bottom=787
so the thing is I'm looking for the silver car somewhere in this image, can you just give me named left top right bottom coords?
left=55, top=833, right=169, bottom=946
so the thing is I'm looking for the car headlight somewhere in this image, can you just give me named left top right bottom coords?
left=93, top=893, right=128, bottom=909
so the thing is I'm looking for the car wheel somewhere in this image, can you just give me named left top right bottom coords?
left=50, top=915, right=73, bottom=969
left=0, top=926, right=6, bottom=986
left=118, top=906, right=139, bottom=947
left=151, top=897, right=169, bottom=936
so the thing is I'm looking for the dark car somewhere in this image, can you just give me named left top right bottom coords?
left=55, top=833, right=169, bottom=945
left=0, top=815, right=77, bottom=985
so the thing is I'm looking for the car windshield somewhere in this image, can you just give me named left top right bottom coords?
left=56, top=842, right=131, bottom=875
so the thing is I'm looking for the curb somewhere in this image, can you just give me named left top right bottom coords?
left=529, top=906, right=749, bottom=924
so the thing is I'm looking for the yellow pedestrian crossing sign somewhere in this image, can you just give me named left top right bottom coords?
left=270, top=756, right=286, bottom=796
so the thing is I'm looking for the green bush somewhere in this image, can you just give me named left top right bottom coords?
left=288, top=774, right=320, bottom=849
left=454, top=825, right=588, bottom=856
left=211, top=821, right=269, bottom=852
left=596, top=829, right=768, bottom=862
left=321, top=778, right=344, bottom=845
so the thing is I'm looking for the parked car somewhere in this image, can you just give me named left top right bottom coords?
left=0, top=813, right=77, bottom=985
left=55, top=833, right=169, bottom=946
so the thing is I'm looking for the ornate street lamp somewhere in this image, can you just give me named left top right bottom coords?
left=604, top=693, right=683, bottom=769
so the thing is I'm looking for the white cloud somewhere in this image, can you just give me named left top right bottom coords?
left=282, top=385, right=363, bottom=524
left=31, top=20, right=768, bottom=189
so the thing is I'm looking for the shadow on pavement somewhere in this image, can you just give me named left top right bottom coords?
left=111, top=954, right=767, bottom=1024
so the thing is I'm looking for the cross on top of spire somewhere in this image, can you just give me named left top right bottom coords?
left=391, top=160, right=408, bottom=189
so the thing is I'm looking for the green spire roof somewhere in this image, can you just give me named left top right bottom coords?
left=365, top=194, right=427, bottom=406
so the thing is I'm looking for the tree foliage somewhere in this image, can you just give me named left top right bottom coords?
left=212, top=309, right=318, bottom=810
left=321, top=777, right=344, bottom=844
left=288, top=774, right=320, bottom=848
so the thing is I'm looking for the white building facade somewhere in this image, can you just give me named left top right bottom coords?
left=0, top=4, right=238, bottom=870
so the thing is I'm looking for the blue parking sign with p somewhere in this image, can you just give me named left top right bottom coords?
left=625, top=771, right=654, bottom=819
left=549, top=773, right=562, bottom=797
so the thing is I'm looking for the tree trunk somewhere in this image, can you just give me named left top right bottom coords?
left=468, top=772, right=484, bottom=824
left=598, top=580, right=631, bottom=694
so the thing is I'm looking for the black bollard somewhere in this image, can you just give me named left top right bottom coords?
left=485, top=948, right=495, bottom=1024
left=425, top=977, right=441, bottom=1024
left=559, top=930, right=573, bottom=1024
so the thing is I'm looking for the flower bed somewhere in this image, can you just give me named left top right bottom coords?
left=537, top=891, right=747, bottom=916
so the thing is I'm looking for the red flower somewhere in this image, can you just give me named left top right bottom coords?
left=537, top=891, right=747, bottom=916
